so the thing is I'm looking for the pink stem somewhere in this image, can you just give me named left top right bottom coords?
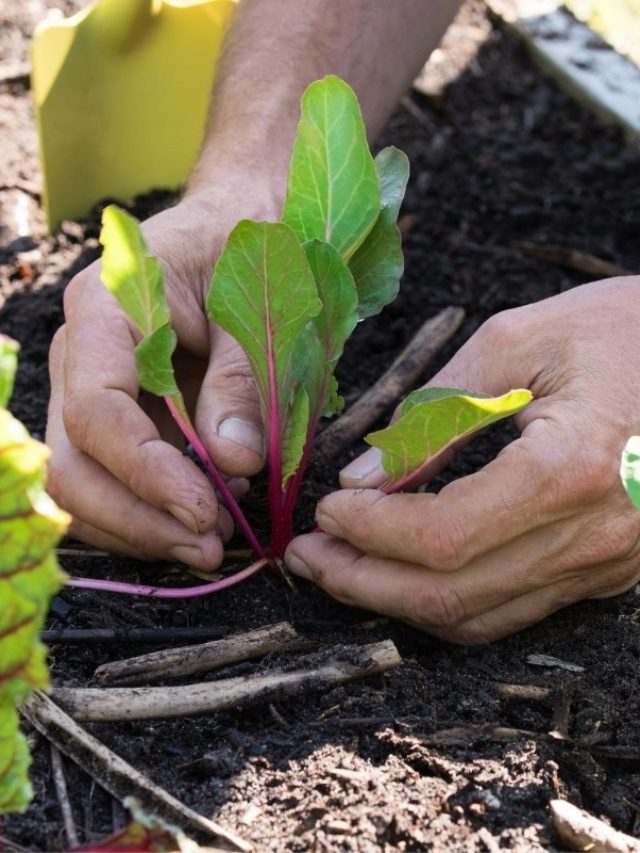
left=165, top=396, right=266, bottom=559
left=66, top=558, right=268, bottom=598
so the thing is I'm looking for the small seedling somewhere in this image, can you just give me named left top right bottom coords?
left=71, top=76, right=531, bottom=596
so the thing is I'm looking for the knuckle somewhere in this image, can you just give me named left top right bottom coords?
left=421, top=512, right=468, bottom=572
left=62, top=390, right=91, bottom=449
left=48, top=326, right=67, bottom=373
left=410, top=580, right=465, bottom=630
left=585, top=512, right=640, bottom=567
left=480, top=309, right=519, bottom=348
left=62, top=270, right=92, bottom=319
left=564, top=446, right=619, bottom=506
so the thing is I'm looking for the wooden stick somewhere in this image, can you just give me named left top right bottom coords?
left=93, top=622, right=304, bottom=686
left=514, top=241, right=633, bottom=279
left=52, top=640, right=402, bottom=722
left=495, top=683, right=553, bottom=702
left=316, top=307, right=465, bottom=460
left=21, top=691, right=251, bottom=852
left=50, top=744, right=79, bottom=849
left=550, top=799, right=640, bottom=852
left=43, top=626, right=230, bottom=645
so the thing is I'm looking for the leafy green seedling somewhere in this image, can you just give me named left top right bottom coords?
left=0, top=336, right=67, bottom=815
left=73, top=75, right=531, bottom=597
left=366, top=388, right=533, bottom=491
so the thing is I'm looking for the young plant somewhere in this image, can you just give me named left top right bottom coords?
left=70, top=75, right=531, bottom=596
left=0, top=336, right=67, bottom=816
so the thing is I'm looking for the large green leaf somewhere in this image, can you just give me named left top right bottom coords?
left=621, top=436, right=640, bottom=511
left=366, top=387, right=532, bottom=487
left=299, top=240, right=359, bottom=421
left=282, top=76, right=380, bottom=261
left=349, top=147, right=409, bottom=319
left=0, top=344, right=68, bottom=815
left=207, top=220, right=322, bottom=424
left=100, top=206, right=179, bottom=398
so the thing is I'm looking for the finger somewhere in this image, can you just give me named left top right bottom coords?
left=321, top=415, right=621, bottom=572
left=61, top=285, right=219, bottom=533
left=49, top=343, right=224, bottom=572
left=195, top=326, right=265, bottom=477
left=49, top=439, right=225, bottom=571
left=287, top=505, right=640, bottom=639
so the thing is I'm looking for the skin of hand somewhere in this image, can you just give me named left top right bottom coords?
left=286, top=277, right=640, bottom=643
left=47, top=179, right=279, bottom=572
left=46, top=0, right=463, bottom=570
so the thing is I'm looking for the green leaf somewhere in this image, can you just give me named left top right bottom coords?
left=375, top=146, right=410, bottom=220
left=135, top=326, right=179, bottom=398
left=0, top=349, right=68, bottom=815
left=282, top=76, right=380, bottom=260
left=298, top=240, right=359, bottom=420
left=0, top=336, right=19, bottom=408
left=281, top=386, right=310, bottom=488
left=207, top=220, right=322, bottom=423
left=100, top=206, right=169, bottom=336
left=349, top=147, right=409, bottom=319
left=366, top=387, right=532, bottom=487
left=621, top=436, right=640, bottom=511
left=100, top=205, right=180, bottom=400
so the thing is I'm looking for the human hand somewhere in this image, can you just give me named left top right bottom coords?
left=286, top=277, right=640, bottom=642
left=47, top=178, right=280, bottom=572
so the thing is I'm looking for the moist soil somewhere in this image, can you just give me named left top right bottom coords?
left=2, top=2, right=640, bottom=850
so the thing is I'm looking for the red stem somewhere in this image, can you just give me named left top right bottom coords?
left=66, top=558, right=268, bottom=598
left=164, top=396, right=266, bottom=559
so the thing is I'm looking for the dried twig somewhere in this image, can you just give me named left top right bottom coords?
left=550, top=799, right=640, bottom=852
left=316, top=307, right=465, bottom=460
left=495, top=682, right=553, bottom=702
left=43, top=626, right=230, bottom=645
left=56, top=548, right=110, bottom=557
left=93, top=622, right=305, bottom=686
left=514, top=241, right=633, bottom=279
left=550, top=683, right=573, bottom=740
left=52, top=640, right=402, bottom=722
left=21, top=691, right=250, bottom=852
left=50, top=744, right=79, bottom=849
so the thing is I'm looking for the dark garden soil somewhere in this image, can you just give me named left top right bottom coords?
left=2, top=1, right=640, bottom=850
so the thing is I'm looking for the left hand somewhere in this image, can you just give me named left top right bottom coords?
left=286, top=277, right=640, bottom=643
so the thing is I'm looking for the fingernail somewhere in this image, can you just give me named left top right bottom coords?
left=167, top=503, right=200, bottom=534
left=218, top=417, right=265, bottom=456
left=170, top=545, right=203, bottom=566
left=340, top=447, right=383, bottom=482
left=285, top=550, right=311, bottom=580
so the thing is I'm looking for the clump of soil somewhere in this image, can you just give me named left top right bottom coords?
left=2, top=2, right=640, bottom=850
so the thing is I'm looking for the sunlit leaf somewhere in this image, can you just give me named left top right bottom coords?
left=100, top=206, right=179, bottom=399
left=349, top=147, right=409, bottom=319
left=207, top=220, right=322, bottom=425
left=366, top=387, right=532, bottom=487
left=283, top=76, right=380, bottom=260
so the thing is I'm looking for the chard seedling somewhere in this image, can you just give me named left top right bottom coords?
left=70, top=75, right=531, bottom=597
left=0, top=336, right=67, bottom=814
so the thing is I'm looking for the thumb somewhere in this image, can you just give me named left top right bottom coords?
left=195, top=326, right=266, bottom=477
left=340, top=310, right=539, bottom=489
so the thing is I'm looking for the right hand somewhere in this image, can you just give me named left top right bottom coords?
left=47, top=181, right=280, bottom=572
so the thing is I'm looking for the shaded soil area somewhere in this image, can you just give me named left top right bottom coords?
left=2, top=2, right=640, bottom=850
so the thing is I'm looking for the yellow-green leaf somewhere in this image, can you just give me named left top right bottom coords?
left=282, top=76, right=380, bottom=260
left=0, top=342, right=68, bottom=815
left=366, top=387, right=532, bottom=488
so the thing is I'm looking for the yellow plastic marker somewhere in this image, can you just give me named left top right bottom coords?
left=32, top=0, right=236, bottom=231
